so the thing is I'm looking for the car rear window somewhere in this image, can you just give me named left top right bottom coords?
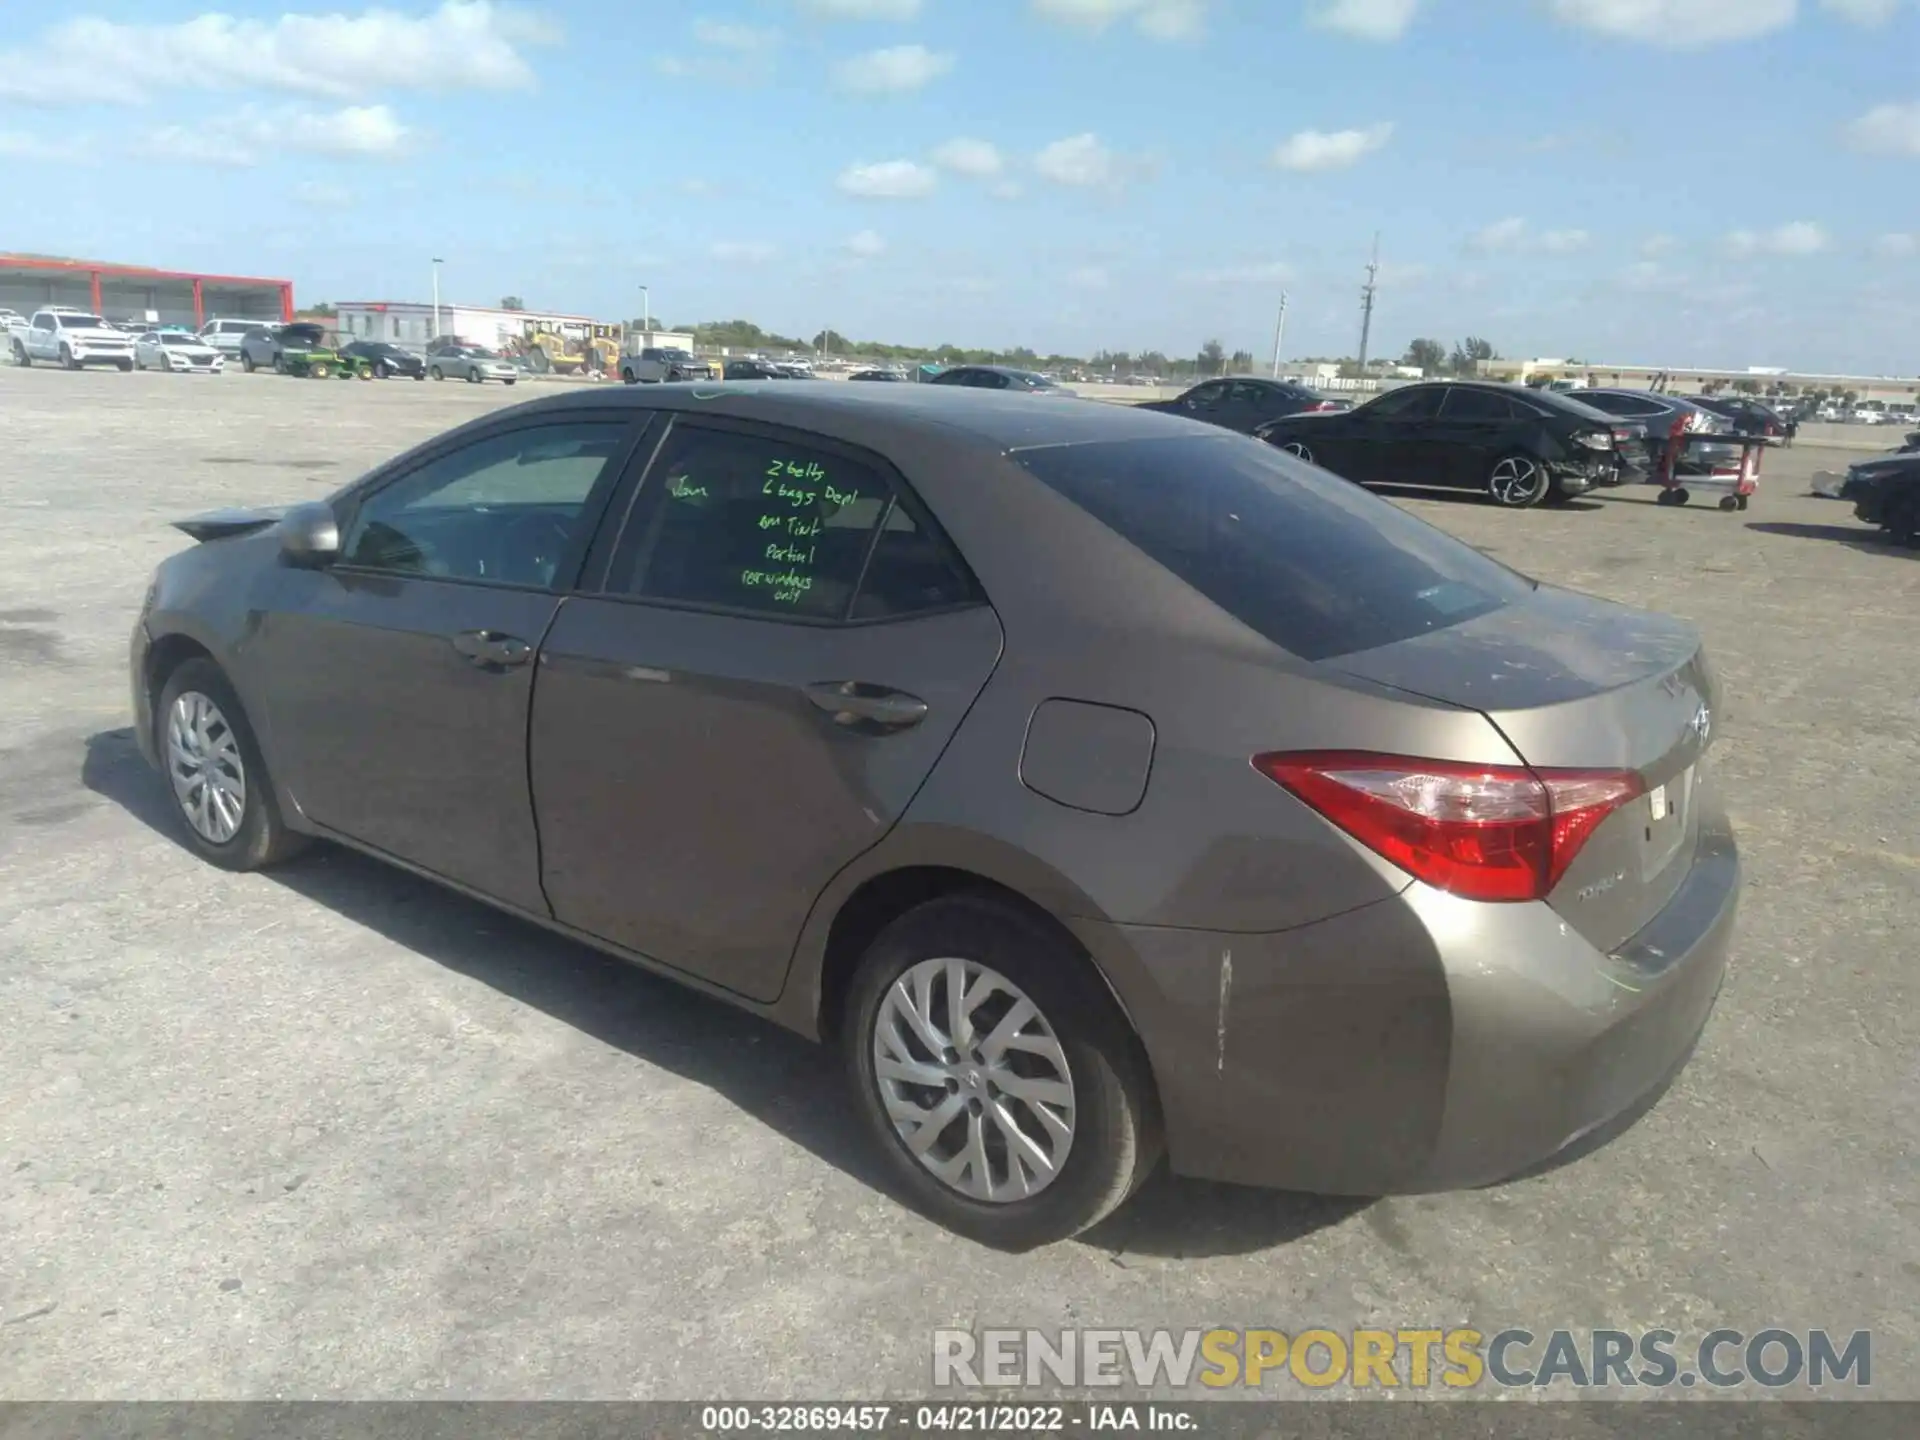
left=1013, top=435, right=1536, bottom=662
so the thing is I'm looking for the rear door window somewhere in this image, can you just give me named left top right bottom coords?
left=1013, top=435, right=1535, bottom=662
left=1438, top=388, right=1516, bottom=421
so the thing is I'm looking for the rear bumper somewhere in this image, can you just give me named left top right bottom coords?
left=1074, top=795, right=1737, bottom=1196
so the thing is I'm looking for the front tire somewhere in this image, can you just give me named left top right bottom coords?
left=1279, top=440, right=1314, bottom=464
left=13, top=342, right=30, bottom=367
left=466, top=368, right=482, bottom=383
left=1487, top=452, right=1550, bottom=508
left=60, top=345, right=78, bottom=371
left=842, top=894, right=1161, bottom=1249
left=156, top=659, right=309, bottom=872
left=117, top=358, right=133, bottom=372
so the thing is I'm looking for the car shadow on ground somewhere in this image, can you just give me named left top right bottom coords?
left=1744, top=520, right=1914, bottom=556
left=81, top=727, right=1364, bottom=1259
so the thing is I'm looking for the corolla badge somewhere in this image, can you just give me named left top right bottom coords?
left=1688, top=703, right=1712, bottom=746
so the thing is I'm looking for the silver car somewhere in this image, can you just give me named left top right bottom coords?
left=427, top=345, right=520, bottom=385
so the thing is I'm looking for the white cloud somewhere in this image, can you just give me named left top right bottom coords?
left=1822, top=0, right=1902, bottom=21
left=800, top=0, right=922, bottom=16
left=0, top=1, right=557, bottom=105
left=931, top=137, right=1004, bottom=177
left=1539, top=228, right=1591, bottom=252
left=1032, top=132, right=1154, bottom=189
left=691, top=20, right=781, bottom=49
left=1468, top=216, right=1529, bottom=251
left=1544, top=0, right=1797, bottom=47
left=835, top=158, right=938, bottom=196
left=1029, top=0, right=1210, bottom=39
left=711, top=240, right=778, bottom=263
left=1641, top=232, right=1678, bottom=255
left=136, top=103, right=409, bottom=166
left=1725, top=221, right=1830, bottom=256
left=1067, top=265, right=1111, bottom=289
left=1178, top=260, right=1295, bottom=284
left=1269, top=122, right=1393, bottom=171
left=0, top=128, right=91, bottom=162
left=1873, top=232, right=1918, bottom=257
left=832, top=43, right=953, bottom=92
left=1307, top=0, right=1421, bottom=40
left=1846, top=101, right=1920, bottom=156
left=990, top=179, right=1024, bottom=200
left=844, top=228, right=887, bottom=257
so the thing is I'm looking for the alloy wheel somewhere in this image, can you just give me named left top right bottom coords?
left=1490, top=455, right=1543, bottom=506
left=872, top=957, right=1076, bottom=1203
left=1281, top=441, right=1314, bottom=463
left=166, top=690, right=247, bottom=845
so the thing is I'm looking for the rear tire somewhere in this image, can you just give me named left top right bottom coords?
left=242, top=352, right=256, bottom=373
left=155, top=659, right=309, bottom=873
left=1279, top=440, right=1314, bottom=464
left=1487, top=452, right=1550, bottom=508
left=117, top=358, right=133, bottom=372
left=1718, top=496, right=1739, bottom=512
left=842, top=894, right=1162, bottom=1250
left=374, top=360, right=391, bottom=379
left=13, top=342, right=30, bottom=367
left=430, top=365, right=445, bottom=381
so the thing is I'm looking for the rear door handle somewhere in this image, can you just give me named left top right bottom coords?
left=804, top=681, right=928, bottom=731
left=451, top=629, right=532, bottom=669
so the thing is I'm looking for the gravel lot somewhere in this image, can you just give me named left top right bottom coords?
left=2, top=365, right=1916, bottom=1401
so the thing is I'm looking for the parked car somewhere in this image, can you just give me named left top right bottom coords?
left=0, top=307, right=26, bottom=332
left=1684, top=396, right=1784, bottom=442
left=1569, top=390, right=1742, bottom=477
left=131, top=384, right=1736, bottom=1247
left=620, top=346, right=716, bottom=384
left=427, top=344, right=518, bottom=385
left=1136, top=376, right=1343, bottom=434
left=340, top=340, right=426, bottom=380
left=926, top=365, right=1077, bottom=396
left=847, top=368, right=905, bottom=382
left=10, top=307, right=136, bottom=370
left=722, top=358, right=791, bottom=380
left=1839, top=452, right=1920, bottom=545
left=1252, top=381, right=1624, bottom=507
left=199, top=317, right=270, bottom=356
left=238, top=322, right=349, bottom=376
left=135, top=328, right=225, bottom=374
left=1850, top=406, right=1889, bottom=426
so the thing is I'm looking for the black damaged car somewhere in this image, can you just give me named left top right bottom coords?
left=1253, top=380, right=1634, bottom=509
left=1839, top=451, right=1920, bottom=545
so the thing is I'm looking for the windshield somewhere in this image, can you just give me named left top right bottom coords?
left=1014, top=434, right=1535, bottom=663
left=280, top=327, right=329, bottom=347
left=1011, top=370, right=1060, bottom=388
left=57, top=314, right=109, bottom=328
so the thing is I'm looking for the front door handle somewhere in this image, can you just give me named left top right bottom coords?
left=451, top=629, right=532, bottom=669
left=804, top=680, right=928, bottom=731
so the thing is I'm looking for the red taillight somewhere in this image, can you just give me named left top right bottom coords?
left=1251, top=751, right=1644, bottom=903
left=1306, top=400, right=1340, bottom=411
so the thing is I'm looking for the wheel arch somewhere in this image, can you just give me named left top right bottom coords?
left=145, top=631, right=216, bottom=725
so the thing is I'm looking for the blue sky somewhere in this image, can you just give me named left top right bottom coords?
left=3, top=0, right=1918, bottom=370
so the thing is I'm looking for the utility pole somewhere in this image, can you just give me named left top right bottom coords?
left=430, top=257, right=443, bottom=340
left=1269, top=290, right=1289, bottom=378
left=1355, top=233, right=1380, bottom=374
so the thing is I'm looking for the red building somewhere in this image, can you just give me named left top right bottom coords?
left=0, top=255, right=293, bottom=328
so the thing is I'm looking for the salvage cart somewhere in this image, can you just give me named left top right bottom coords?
left=1650, top=419, right=1768, bottom=512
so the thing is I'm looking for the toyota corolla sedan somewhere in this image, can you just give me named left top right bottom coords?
left=131, top=385, right=1738, bottom=1248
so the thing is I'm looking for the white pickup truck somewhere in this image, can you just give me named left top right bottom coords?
left=9, top=306, right=137, bottom=371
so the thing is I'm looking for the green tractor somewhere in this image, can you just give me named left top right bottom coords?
left=269, top=323, right=372, bottom=380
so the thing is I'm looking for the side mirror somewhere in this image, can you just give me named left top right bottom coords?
left=279, top=502, right=340, bottom=568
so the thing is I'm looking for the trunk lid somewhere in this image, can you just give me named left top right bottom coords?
left=1327, top=584, right=1716, bottom=952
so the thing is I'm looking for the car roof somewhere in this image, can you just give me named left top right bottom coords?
left=467, top=374, right=1208, bottom=452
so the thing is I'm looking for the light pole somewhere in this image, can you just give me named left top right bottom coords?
left=638, top=284, right=649, bottom=337
left=430, top=257, right=443, bottom=340
left=1270, top=290, right=1289, bottom=378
